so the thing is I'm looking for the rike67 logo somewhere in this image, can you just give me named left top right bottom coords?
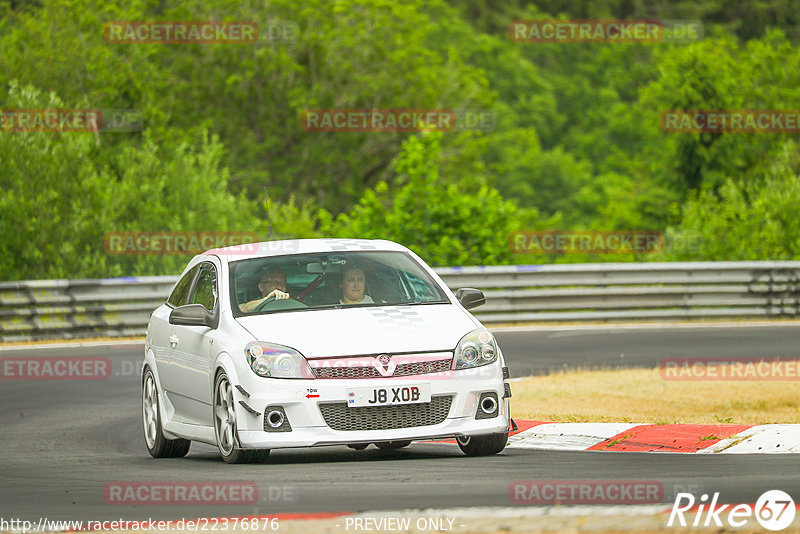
left=668, top=490, right=796, bottom=531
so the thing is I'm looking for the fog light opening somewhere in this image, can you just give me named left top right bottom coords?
left=480, top=396, right=498, bottom=415
left=266, top=410, right=285, bottom=428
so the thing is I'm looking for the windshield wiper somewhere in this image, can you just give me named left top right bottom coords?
left=397, top=299, right=447, bottom=306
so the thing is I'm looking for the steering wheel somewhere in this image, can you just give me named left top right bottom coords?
left=254, top=296, right=308, bottom=312
left=374, top=284, right=406, bottom=304
left=253, top=296, right=277, bottom=312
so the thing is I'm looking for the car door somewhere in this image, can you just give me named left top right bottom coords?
left=168, top=261, right=219, bottom=425
left=151, top=265, right=198, bottom=396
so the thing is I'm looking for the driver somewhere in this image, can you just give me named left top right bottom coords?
left=340, top=264, right=375, bottom=305
left=240, top=267, right=290, bottom=312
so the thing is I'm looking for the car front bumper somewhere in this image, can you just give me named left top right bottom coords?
left=233, top=363, right=510, bottom=449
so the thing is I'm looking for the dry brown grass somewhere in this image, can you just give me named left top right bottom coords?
left=510, top=367, right=800, bottom=424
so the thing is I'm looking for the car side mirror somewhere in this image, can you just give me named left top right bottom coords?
left=169, top=304, right=218, bottom=328
left=455, top=288, right=486, bottom=310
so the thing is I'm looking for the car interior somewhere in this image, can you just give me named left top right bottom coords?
left=231, top=252, right=445, bottom=314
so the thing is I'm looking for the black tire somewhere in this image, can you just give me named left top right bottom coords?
left=142, top=368, right=191, bottom=458
left=213, top=371, right=271, bottom=464
left=221, top=448, right=272, bottom=464
left=347, top=443, right=370, bottom=450
left=456, top=432, right=508, bottom=456
left=375, top=440, right=412, bottom=450
left=242, top=449, right=272, bottom=463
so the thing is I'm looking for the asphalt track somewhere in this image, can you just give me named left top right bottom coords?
left=1, top=324, right=799, bottom=522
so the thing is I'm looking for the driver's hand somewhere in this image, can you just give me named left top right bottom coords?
left=266, top=289, right=290, bottom=300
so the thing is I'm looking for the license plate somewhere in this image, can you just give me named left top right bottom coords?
left=346, top=384, right=431, bottom=408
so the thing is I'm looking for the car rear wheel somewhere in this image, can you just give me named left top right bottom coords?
left=347, top=443, right=370, bottom=450
left=142, top=368, right=191, bottom=458
left=456, top=432, right=508, bottom=456
left=375, top=440, right=412, bottom=450
left=213, top=371, right=270, bottom=464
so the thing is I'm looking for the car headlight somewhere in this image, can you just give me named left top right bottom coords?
left=244, top=342, right=312, bottom=378
left=453, top=328, right=498, bottom=369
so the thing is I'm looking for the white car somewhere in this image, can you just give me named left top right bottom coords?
left=142, top=238, right=512, bottom=463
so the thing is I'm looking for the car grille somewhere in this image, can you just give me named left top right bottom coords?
left=313, top=359, right=451, bottom=379
left=319, top=395, right=453, bottom=431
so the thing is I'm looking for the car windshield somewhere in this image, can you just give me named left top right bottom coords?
left=230, top=251, right=449, bottom=316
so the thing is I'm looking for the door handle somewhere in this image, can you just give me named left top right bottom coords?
left=169, top=334, right=179, bottom=348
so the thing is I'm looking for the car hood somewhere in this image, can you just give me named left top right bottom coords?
left=235, top=304, right=477, bottom=358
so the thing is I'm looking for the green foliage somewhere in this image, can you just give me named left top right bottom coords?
left=0, top=0, right=497, bottom=211
left=3, top=0, right=800, bottom=279
left=320, top=132, right=543, bottom=266
left=0, top=82, right=257, bottom=279
left=100, top=129, right=260, bottom=276
left=658, top=141, right=800, bottom=261
left=0, top=83, right=113, bottom=280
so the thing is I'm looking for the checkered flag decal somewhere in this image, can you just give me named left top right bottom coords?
left=369, top=307, right=426, bottom=330
left=323, top=239, right=378, bottom=251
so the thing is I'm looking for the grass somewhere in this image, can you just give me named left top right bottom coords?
left=509, top=367, right=800, bottom=424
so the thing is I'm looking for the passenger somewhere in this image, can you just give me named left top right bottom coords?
left=340, top=264, right=374, bottom=305
left=240, top=267, right=290, bottom=312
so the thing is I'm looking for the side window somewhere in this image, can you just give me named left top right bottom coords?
left=188, top=264, right=218, bottom=312
left=167, top=266, right=198, bottom=307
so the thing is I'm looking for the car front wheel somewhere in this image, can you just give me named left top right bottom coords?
left=456, top=432, right=508, bottom=456
left=213, top=371, right=270, bottom=464
left=142, top=368, right=191, bottom=458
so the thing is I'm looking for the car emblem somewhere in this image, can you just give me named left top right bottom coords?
left=374, top=354, right=395, bottom=376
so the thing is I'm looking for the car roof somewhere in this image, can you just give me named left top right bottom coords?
left=203, top=238, right=410, bottom=263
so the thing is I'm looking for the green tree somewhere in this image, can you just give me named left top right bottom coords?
left=657, top=141, right=800, bottom=260
left=0, top=82, right=114, bottom=280
left=0, top=82, right=258, bottom=279
left=320, top=132, right=544, bottom=266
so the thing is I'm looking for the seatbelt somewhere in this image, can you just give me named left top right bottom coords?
left=296, top=274, right=324, bottom=302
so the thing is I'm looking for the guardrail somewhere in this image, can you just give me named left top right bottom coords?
left=2, top=261, right=800, bottom=342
